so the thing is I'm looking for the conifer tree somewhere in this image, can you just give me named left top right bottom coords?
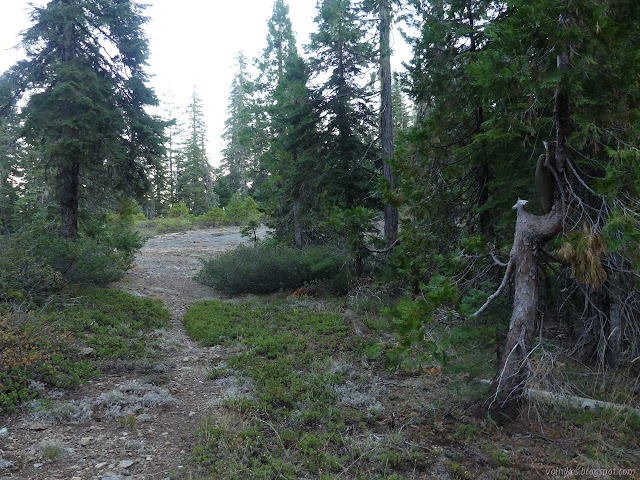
left=470, top=0, right=640, bottom=420
left=221, top=53, right=256, bottom=194
left=308, top=0, right=378, bottom=208
left=258, top=0, right=297, bottom=90
left=265, top=51, right=322, bottom=247
left=176, top=92, right=217, bottom=215
left=0, top=107, right=21, bottom=233
left=0, top=0, right=165, bottom=240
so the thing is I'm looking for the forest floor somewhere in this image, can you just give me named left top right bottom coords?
left=1, top=227, right=637, bottom=480
left=0, top=227, right=264, bottom=480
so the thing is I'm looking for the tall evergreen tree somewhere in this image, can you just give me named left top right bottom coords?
left=265, top=51, right=322, bottom=247
left=176, top=92, right=217, bottom=215
left=258, top=0, right=298, bottom=90
left=0, top=0, right=165, bottom=240
left=363, top=0, right=400, bottom=243
left=308, top=0, right=378, bottom=207
left=0, top=107, right=21, bottom=233
left=221, top=53, right=256, bottom=194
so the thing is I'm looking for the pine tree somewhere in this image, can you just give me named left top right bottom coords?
left=0, top=107, right=21, bottom=233
left=258, top=0, right=297, bottom=90
left=221, top=53, right=257, bottom=194
left=1, top=0, right=165, bottom=240
left=265, top=51, right=322, bottom=247
left=308, top=0, right=378, bottom=208
left=176, top=92, right=217, bottom=215
left=391, top=73, right=411, bottom=133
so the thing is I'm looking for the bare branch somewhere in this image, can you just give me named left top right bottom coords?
left=473, top=259, right=513, bottom=318
left=366, top=238, right=401, bottom=254
left=490, top=250, right=508, bottom=268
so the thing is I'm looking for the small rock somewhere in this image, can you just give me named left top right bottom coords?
left=33, top=463, right=44, bottom=468
left=118, top=459, right=135, bottom=469
left=182, top=357, right=190, bottom=362
left=28, top=422, right=49, bottom=431
left=79, top=437, right=92, bottom=446
left=96, top=462, right=107, bottom=468
left=0, top=427, right=8, bottom=437
left=72, top=477, right=82, bottom=480
left=80, top=347, right=95, bottom=355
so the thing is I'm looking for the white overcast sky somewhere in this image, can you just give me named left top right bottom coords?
left=0, top=0, right=412, bottom=166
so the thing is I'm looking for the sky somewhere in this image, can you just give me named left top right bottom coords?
left=0, top=0, right=412, bottom=166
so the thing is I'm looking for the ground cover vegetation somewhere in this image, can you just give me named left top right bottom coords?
left=1, top=0, right=640, bottom=476
left=191, top=0, right=640, bottom=453
left=181, top=298, right=639, bottom=478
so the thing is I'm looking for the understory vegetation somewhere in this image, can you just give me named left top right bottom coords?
left=182, top=299, right=639, bottom=479
left=196, top=242, right=351, bottom=294
left=136, top=193, right=262, bottom=238
left=0, top=229, right=169, bottom=413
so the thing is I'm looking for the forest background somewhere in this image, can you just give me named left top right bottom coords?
left=1, top=0, right=640, bottom=442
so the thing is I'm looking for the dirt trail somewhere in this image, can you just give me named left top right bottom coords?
left=1, top=227, right=261, bottom=480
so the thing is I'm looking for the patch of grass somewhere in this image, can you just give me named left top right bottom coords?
left=51, top=287, right=170, bottom=360
left=195, top=243, right=351, bottom=294
left=0, top=287, right=169, bottom=413
left=206, top=366, right=232, bottom=380
left=185, top=299, right=431, bottom=479
left=41, top=443, right=64, bottom=460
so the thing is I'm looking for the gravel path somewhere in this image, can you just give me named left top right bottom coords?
left=0, top=227, right=263, bottom=480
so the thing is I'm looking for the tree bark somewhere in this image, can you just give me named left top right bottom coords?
left=59, top=160, right=80, bottom=240
left=605, top=273, right=623, bottom=368
left=488, top=204, right=563, bottom=422
left=293, top=197, right=303, bottom=249
left=489, top=41, right=572, bottom=421
left=380, top=0, right=398, bottom=244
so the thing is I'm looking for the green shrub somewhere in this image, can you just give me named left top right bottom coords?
left=168, top=201, right=189, bottom=217
left=3, top=214, right=142, bottom=286
left=226, top=193, right=260, bottom=225
left=196, top=243, right=349, bottom=294
left=193, top=208, right=231, bottom=229
left=34, top=233, right=141, bottom=286
left=0, top=242, right=66, bottom=306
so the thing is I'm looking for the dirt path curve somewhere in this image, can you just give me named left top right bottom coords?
left=1, top=227, right=263, bottom=480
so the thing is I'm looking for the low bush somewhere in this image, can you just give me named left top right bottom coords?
left=137, top=208, right=237, bottom=236
left=195, top=243, right=350, bottom=294
left=140, top=216, right=196, bottom=235
left=0, top=242, right=65, bottom=306
left=2, top=215, right=142, bottom=286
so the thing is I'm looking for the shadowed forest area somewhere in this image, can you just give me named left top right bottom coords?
left=1, top=0, right=639, bottom=479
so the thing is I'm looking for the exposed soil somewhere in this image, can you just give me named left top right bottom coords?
left=0, top=227, right=262, bottom=480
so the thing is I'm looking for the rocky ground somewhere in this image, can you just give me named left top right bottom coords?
left=0, top=227, right=263, bottom=480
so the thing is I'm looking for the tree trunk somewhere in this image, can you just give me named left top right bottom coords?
left=488, top=205, right=563, bottom=422
left=477, top=159, right=494, bottom=240
left=380, top=0, right=398, bottom=244
left=293, top=198, right=303, bottom=249
left=59, top=161, right=80, bottom=240
left=605, top=273, right=623, bottom=368
left=489, top=41, right=572, bottom=421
